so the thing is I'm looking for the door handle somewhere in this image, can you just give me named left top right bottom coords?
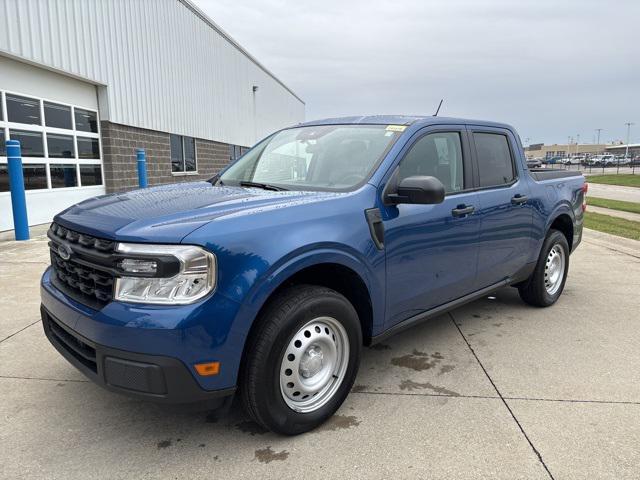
left=511, top=194, right=528, bottom=205
left=451, top=204, right=475, bottom=217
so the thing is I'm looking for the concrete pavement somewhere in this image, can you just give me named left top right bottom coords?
left=588, top=182, right=640, bottom=203
left=1, top=230, right=639, bottom=479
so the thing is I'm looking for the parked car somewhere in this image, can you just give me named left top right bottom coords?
left=41, top=116, right=587, bottom=434
left=589, top=154, right=617, bottom=166
left=563, top=156, right=585, bottom=165
left=545, top=156, right=565, bottom=165
left=526, top=158, right=543, bottom=168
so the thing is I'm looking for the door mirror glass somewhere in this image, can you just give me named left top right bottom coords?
left=388, top=175, right=445, bottom=204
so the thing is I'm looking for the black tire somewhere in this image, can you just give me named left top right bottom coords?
left=518, top=229, right=570, bottom=307
left=240, top=285, right=362, bottom=435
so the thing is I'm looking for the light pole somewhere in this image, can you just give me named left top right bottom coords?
left=624, top=122, right=634, bottom=159
left=595, top=128, right=603, bottom=146
left=625, top=122, right=635, bottom=174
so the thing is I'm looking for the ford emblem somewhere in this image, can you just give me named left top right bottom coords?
left=58, top=243, right=73, bottom=261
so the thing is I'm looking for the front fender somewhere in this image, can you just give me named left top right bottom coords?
left=230, top=244, right=384, bottom=341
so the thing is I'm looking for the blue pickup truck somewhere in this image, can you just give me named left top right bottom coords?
left=41, top=115, right=586, bottom=434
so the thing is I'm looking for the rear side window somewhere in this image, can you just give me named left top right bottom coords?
left=474, top=133, right=515, bottom=187
left=398, top=132, right=464, bottom=193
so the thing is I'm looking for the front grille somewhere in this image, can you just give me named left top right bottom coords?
left=48, top=223, right=115, bottom=309
left=43, top=310, right=97, bottom=373
left=49, top=222, right=115, bottom=252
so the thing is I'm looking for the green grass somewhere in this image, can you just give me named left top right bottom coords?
left=588, top=197, right=640, bottom=215
left=587, top=174, right=640, bottom=187
left=584, top=212, right=640, bottom=241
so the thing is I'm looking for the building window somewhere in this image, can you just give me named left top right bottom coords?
left=9, top=130, right=45, bottom=157
left=50, top=164, right=79, bottom=188
left=77, top=137, right=100, bottom=159
left=74, top=108, right=98, bottom=133
left=0, top=90, right=102, bottom=190
left=229, top=144, right=247, bottom=162
left=6, top=94, right=41, bottom=125
left=0, top=162, right=48, bottom=191
left=80, top=164, right=102, bottom=186
left=22, top=164, right=48, bottom=190
left=47, top=134, right=75, bottom=158
left=44, top=102, right=73, bottom=129
left=170, top=134, right=197, bottom=173
left=0, top=164, right=7, bottom=191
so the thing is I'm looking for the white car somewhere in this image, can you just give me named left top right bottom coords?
left=594, top=155, right=618, bottom=166
left=563, top=156, right=585, bottom=165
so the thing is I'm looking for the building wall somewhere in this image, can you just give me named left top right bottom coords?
left=0, top=0, right=305, bottom=147
left=605, top=144, right=640, bottom=157
left=101, top=121, right=231, bottom=193
left=525, top=143, right=606, bottom=159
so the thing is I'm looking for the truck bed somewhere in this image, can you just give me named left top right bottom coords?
left=528, top=168, right=584, bottom=182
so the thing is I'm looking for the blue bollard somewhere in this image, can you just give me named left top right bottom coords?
left=6, top=140, right=30, bottom=241
left=136, top=148, right=148, bottom=188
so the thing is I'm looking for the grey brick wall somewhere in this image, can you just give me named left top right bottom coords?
left=101, top=121, right=233, bottom=193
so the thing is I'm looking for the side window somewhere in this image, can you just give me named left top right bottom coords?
left=474, top=133, right=515, bottom=187
left=398, top=132, right=464, bottom=193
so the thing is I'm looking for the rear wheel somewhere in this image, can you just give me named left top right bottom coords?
left=518, top=229, right=570, bottom=307
left=240, top=285, right=362, bottom=435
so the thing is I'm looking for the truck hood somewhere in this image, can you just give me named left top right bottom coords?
left=55, top=182, right=343, bottom=242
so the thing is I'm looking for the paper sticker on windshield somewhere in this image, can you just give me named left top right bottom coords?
left=386, top=125, right=406, bottom=132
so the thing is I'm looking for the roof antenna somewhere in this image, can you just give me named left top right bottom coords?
left=433, top=99, right=443, bottom=116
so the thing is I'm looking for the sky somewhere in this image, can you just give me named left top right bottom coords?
left=193, top=0, right=639, bottom=146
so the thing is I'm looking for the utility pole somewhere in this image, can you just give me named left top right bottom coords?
left=595, top=128, right=603, bottom=146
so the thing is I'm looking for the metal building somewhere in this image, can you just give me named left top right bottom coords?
left=0, top=0, right=305, bottom=231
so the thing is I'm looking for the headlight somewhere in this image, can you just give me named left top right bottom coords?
left=114, top=243, right=216, bottom=305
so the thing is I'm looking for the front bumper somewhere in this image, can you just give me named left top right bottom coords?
left=42, top=306, right=235, bottom=404
left=40, top=267, right=247, bottom=404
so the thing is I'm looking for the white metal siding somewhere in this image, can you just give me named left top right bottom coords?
left=0, top=0, right=305, bottom=147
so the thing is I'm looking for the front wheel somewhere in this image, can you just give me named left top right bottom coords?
left=240, top=285, right=362, bottom=435
left=518, top=229, right=570, bottom=307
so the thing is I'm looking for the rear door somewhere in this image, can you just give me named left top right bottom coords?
left=382, top=126, right=480, bottom=327
left=468, top=126, right=534, bottom=288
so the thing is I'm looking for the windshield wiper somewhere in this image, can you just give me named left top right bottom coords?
left=239, top=181, right=288, bottom=191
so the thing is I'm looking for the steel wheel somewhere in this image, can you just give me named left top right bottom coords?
left=279, top=316, right=349, bottom=413
left=544, top=244, right=566, bottom=295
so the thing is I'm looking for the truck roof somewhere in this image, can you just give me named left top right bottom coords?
left=298, top=115, right=514, bottom=131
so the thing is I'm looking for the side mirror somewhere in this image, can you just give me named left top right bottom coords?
left=386, top=175, right=445, bottom=205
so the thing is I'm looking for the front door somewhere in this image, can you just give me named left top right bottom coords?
left=382, top=127, right=481, bottom=328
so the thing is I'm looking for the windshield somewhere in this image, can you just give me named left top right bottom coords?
left=219, top=124, right=403, bottom=191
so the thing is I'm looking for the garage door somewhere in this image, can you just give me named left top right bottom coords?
left=0, top=57, right=105, bottom=231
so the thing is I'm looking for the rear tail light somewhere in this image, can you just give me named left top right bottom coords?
left=582, top=182, right=588, bottom=211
